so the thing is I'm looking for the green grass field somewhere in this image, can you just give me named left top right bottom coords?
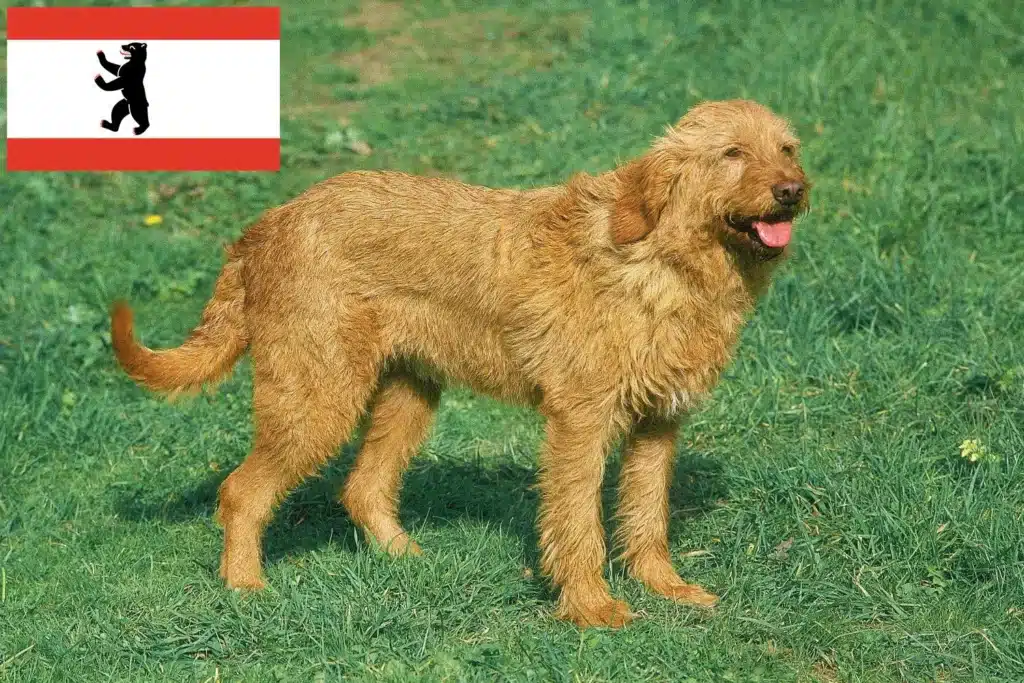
left=2, top=0, right=1023, bottom=680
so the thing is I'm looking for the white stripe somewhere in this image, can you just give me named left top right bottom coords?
left=7, top=40, right=279, bottom=138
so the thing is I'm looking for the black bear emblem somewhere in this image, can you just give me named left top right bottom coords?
left=95, top=42, right=149, bottom=136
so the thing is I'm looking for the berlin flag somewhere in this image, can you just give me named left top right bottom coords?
left=6, top=6, right=280, bottom=172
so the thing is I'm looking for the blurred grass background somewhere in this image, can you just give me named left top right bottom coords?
left=1, top=0, right=1022, bottom=680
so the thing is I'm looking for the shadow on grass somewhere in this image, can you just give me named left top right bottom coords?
left=114, top=443, right=726, bottom=573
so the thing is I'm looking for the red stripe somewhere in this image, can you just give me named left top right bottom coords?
left=7, top=7, right=280, bottom=40
left=7, top=138, right=280, bottom=172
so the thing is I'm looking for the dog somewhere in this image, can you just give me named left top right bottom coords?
left=111, top=99, right=810, bottom=628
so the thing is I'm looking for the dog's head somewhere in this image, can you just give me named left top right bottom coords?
left=611, top=99, right=810, bottom=260
left=120, top=42, right=147, bottom=61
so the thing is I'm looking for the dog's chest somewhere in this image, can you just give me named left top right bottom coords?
left=649, top=386, right=697, bottom=419
left=621, top=291, right=749, bottom=419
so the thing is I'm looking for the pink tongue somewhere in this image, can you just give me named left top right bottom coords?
left=752, top=220, right=792, bottom=248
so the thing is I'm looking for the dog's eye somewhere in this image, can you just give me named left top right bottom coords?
left=724, top=147, right=743, bottom=158
left=781, top=145, right=795, bottom=157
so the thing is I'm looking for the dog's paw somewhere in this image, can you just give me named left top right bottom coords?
left=650, top=580, right=719, bottom=608
left=219, top=559, right=266, bottom=591
left=356, top=520, right=423, bottom=558
left=558, top=595, right=634, bottom=629
left=622, top=557, right=720, bottom=606
left=222, top=572, right=266, bottom=591
left=380, top=532, right=422, bottom=558
left=631, top=562, right=719, bottom=608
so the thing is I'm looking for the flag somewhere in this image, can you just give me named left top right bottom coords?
left=6, top=7, right=280, bottom=172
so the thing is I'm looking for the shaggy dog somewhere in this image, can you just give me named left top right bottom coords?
left=111, top=99, right=810, bottom=628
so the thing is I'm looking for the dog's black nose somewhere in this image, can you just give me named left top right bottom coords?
left=772, top=181, right=804, bottom=206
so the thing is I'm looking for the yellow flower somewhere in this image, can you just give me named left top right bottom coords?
left=959, top=438, right=989, bottom=463
left=143, top=214, right=163, bottom=226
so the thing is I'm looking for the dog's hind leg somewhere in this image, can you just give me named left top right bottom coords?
left=615, top=417, right=718, bottom=608
left=341, top=370, right=440, bottom=557
left=215, top=319, right=383, bottom=590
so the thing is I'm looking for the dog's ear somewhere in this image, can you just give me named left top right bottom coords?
left=609, top=157, right=664, bottom=245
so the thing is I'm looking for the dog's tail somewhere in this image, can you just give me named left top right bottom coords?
left=111, top=246, right=248, bottom=395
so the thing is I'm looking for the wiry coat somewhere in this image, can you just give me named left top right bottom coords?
left=111, top=99, right=810, bottom=628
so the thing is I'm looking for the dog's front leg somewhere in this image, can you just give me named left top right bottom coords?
left=537, top=407, right=632, bottom=628
left=615, top=416, right=718, bottom=607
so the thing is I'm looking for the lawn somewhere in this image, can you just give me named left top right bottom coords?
left=2, top=0, right=1023, bottom=680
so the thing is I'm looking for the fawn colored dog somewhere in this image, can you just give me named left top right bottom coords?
left=112, top=99, right=810, bottom=627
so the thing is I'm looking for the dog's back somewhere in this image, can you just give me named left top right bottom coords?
left=249, top=171, right=551, bottom=311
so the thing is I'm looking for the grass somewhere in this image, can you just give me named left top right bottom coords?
left=2, top=0, right=1023, bottom=680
